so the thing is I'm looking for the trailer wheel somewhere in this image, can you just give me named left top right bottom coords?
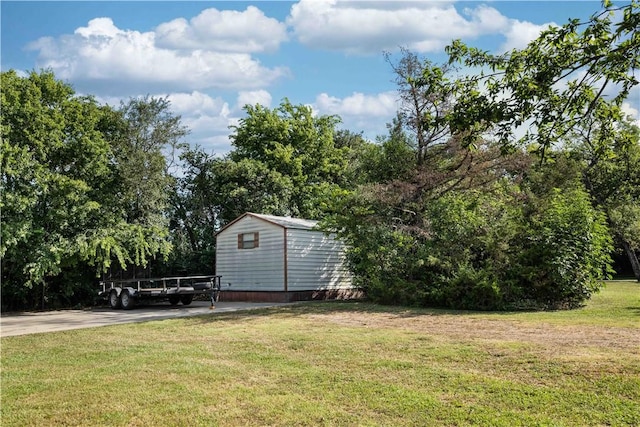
left=109, top=290, right=121, bottom=309
left=120, top=290, right=136, bottom=310
left=181, top=295, right=194, bottom=306
left=168, top=295, right=180, bottom=306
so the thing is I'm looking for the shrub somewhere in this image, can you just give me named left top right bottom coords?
left=513, top=188, right=613, bottom=308
left=333, top=185, right=613, bottom=311
left=441, top=265, right=503, bottom=310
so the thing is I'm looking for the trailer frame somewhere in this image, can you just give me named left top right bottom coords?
left=99, top=275, right=223, bottom=309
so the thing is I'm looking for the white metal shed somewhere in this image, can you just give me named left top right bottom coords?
left=215, top=213, right=357, bottom=302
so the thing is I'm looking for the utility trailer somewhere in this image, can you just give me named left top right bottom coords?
left=99, top=275, right=222, bottom=310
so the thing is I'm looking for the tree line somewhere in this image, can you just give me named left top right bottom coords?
left=2, top=0, right=638, bottom=311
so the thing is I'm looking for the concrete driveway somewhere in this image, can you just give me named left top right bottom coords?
left=0, top=301, right=292, bottom=337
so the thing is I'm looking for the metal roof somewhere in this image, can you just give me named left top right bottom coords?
left=216, top=212, right=320, bottom=235
left=248, top=213, right=319, bottom=230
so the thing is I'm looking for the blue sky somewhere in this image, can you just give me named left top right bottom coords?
left=2, top=1, right=637, bottom=154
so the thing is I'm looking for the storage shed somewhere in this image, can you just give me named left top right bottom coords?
left=215, top=213, right=358, bottom=302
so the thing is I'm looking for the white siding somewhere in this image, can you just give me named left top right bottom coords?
left=286, top=229, right=353, bottom=291
left=215, top=216, right=285, bottom=291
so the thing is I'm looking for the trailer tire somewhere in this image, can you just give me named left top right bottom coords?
left=181, top=295, right=194, bottom=306
left=168, top=295, right=180, bottom=306
left=120, top=290, right=136, bottom=310
left=109, top=290, right=121, bottom=309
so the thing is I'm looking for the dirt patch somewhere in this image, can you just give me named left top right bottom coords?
left=306, top=311, right=640, bottom=355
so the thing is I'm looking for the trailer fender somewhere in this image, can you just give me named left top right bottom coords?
left=123, top=286, right=137, bottom=296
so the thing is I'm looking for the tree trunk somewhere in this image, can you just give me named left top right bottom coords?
left=621, top=240, right=640, bottom=282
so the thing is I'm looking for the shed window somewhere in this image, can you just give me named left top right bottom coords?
left=238, top=232, right=259, bottom=249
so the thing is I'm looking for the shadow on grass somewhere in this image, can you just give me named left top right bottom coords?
left=186, top=300, right=528, bottom=327
left=186, top=280, right=640, bottom=326
left=624, top=306, right=640, bottom=315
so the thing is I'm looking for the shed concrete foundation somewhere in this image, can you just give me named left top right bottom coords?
left=219, top=289, right=364, bottom=303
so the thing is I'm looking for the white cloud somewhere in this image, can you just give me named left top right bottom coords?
left=286, top=0, right=559, bottom=56
left=287, top=0, right=512, bottom=54
left=314, top=91, right=400, bottom=139
left=315, top=91, right=398, bottom=117
left=74, top=17, right=122, bottom=38
left=499, top=20, right=555, bottom=52
left=167, top=91, right=229, bottom=117
left=235, top=90, right=273, bottom=111
left=464, top=5, right=510, bottom=34
left=621, top=89, right=640, bottom=127
left=155, top=6, right=287, bottom=53
left=622, top=101, right=639, bottom=119
left=163, top=91, right=236, bottom=153
left=27, top=17, right=289, bottom=95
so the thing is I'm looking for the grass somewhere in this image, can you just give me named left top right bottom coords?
left=440, top=279, right=640, bottom=328
left=1, top=280, right=639, bottom=426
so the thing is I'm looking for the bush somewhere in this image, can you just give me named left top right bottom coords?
left=332, top=185, right=613, bottom=311
left=513, top=188, right=613, bottom=308
left=440, top=266, right=503, bottom=310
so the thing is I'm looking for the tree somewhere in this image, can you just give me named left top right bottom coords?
left=0, top=71, right=177, bottom=310
left=360, top=115, right=417, bottom=184
left=322, top=64, right=533, bottom=309
left=568, top=116, right=640, bottom=280
left=514, top=188, right=614, bottom=307
left=444, top=0, right=639, bottom=157
left=166, top=145, right=300, bottom=274
left=332, top=129, right=376, bottom=186
left=324, top=27, right=627, bottom=309
left=345, top=55, right=530, bottom=235
left=112, top=96, right=188, bottom=228
left=385, top=49, right=454, bottom=165
left=213, top=158, right=295, bottom=224
left=229, top=99, right=350, bottom=219
left=609, top=203, right=640, bottom=279
left=96, top=96, right=188, bottom=279
left=163, top=148, right=220, bottom=275
left=328, top=166, right=614, bottom=310
left=2, top=70, right=112, bottom=308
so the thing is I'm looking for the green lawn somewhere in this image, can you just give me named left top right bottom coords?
left=1, top=281, right=639, bottom=426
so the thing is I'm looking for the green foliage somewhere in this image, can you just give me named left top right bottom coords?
left=164, top=148, right=220, bottom=275
left=574, top=118, right=640, bottom=279
left=514, top=188, right=614, bottom=308
left=436, top=265, right=503, bottom=311
left=342, top=225, right=426, bottom=306
left=112, top=95, right=188, bottom=227
left=1, top=71, right=174, bottom=310
left=332, top=129, right=373, bottom=185
left=214, top=158, right=295, bottom=223
left=444, top=1, right=639, bottom=155
left=2, top=71, right=109, bottom=288
left=358, top=116, right=417, bottom=183
left=329, top=176, right=613, bottom=310
left=324, top=3, right=637, bottom=310
left=229, top=99, right=351, bottom=219
left=421, top=190, right=522, bottom=309
left=609, top=203, right=640, bottom=251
